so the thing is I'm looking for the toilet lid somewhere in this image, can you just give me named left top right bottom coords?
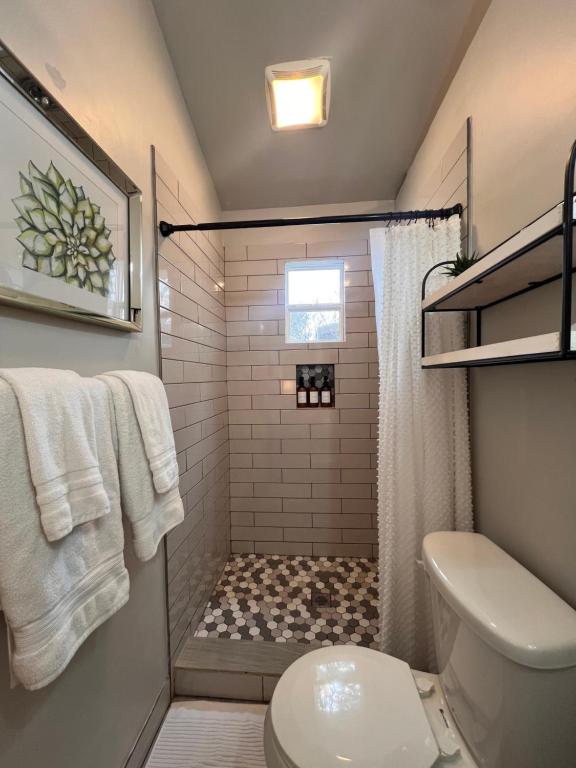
left=269, top=646, right=439, bottom=768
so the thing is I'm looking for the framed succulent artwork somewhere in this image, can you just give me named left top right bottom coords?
left=0, top=41, right=142, bottom=331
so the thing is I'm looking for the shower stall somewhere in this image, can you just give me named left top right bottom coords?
left=155, top=147, right=468, bottom=698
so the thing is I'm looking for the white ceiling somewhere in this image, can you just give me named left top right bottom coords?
left=153, top=0, right=490, bottom=211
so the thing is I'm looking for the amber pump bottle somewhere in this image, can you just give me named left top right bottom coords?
left=320, top=377, right=332, bottom=407
left=308, top=375, right=319, bottom=407
left=297, top=375, right=308, bottom=408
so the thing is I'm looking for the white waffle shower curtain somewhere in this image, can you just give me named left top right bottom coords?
left=370, top=216, right=472, bottom=671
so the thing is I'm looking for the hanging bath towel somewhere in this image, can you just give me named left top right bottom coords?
left=98, top=374, right=184, bottom=561
left=0, top=367, right=110, bottom=541
left=100, top=370, right=179, bottom=495
left=0, top=378, right=129, bottom=690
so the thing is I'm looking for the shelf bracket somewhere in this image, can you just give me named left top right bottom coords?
left=420, top=261, right=454, bottom=360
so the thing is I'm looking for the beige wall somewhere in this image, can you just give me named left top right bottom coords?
left=0, top=2, right=221, bottom=767
left=398, top=0, right=576, bottom=605
left=222, top=202, right=394, bottom=557
left=154, top=152, right=230, bottom=664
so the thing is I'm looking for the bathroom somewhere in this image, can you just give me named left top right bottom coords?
left=1, top=0, right=576, bottom=766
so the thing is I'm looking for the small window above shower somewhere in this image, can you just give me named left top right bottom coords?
left=284, top=259, right=345, bottom=344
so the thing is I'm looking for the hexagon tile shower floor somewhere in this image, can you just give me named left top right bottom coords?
left=194, top=554, right=380, bottom=647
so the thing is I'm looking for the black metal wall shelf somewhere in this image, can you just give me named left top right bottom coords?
left=421, top=139, right=576, bottom=369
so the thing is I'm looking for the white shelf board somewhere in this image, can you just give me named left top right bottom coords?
left=423, top=198, right=574, bottom=311
left=422, top=326, right=576, bottom=368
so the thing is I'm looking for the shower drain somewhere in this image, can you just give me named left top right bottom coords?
left=310, top=587, right=334, bottom=613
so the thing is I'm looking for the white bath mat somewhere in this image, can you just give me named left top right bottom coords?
left=145, top=703, right=267, bottom=767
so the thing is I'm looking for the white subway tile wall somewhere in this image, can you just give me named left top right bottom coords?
left=155, top=150, right=230, bottom=663
left=225, top=236, right=378, bottom=558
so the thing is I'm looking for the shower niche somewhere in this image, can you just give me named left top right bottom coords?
left=295, top=363, right=335, bottom=408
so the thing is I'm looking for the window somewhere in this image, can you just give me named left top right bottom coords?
left=284, top=260, right=345, bottom=344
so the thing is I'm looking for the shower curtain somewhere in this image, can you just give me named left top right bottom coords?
left=370, top=216, right=472, bottom=671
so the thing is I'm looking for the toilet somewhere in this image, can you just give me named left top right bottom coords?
left=264, top=532, right=576, bottom=768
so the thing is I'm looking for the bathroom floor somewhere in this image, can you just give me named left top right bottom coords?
left=194, top=554, right=379, bottom=648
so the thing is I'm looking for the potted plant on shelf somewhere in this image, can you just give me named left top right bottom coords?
left=442, top=250, right=479, bottom=277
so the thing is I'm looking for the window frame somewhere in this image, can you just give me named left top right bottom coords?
left=284, top=258, right=346, bottom=344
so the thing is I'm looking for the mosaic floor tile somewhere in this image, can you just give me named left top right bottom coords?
left=194, top=554, right=380, bottom=648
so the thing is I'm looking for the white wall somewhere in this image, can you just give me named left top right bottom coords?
left=397, top=0, right=576, bottom=605
left=0, top=2, right=221, bottom=767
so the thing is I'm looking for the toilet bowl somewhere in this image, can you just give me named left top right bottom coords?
left=264, top=532, right=576, bottom=768
left=264, top=644, right=476, bottom=768
left=265, top=646, right=476, bottom=768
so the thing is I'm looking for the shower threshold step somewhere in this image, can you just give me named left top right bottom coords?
left=174, top=637, right=322, bottom=702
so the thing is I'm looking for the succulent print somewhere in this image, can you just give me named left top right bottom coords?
left=12, top=161, right=115, bottom=296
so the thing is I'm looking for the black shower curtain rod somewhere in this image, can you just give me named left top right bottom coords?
left=158, top=204, right=463, bottom=237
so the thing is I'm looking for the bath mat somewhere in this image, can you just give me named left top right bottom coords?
left=145, top=704, right=267, bottom=767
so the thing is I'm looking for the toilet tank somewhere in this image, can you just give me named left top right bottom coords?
left=422, top=532, right=576, bottom=768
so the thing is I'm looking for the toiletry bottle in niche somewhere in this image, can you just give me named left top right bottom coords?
left=297, top=375, right=308, bottom=408
left=320, top=377, right=332, bottom=407
left=308, top=375, right=319, bottom=407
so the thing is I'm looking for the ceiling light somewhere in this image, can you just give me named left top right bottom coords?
left=265, top=59, right=330, bottom=131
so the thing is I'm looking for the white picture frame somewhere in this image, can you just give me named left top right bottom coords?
left=0, top=40, right=142, bottom=331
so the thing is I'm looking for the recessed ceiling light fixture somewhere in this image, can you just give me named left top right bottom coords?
left=265, top=58, right=331, bottom=131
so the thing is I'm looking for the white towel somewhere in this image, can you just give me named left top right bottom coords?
left=101, top=370, right=179, bottom=494
left=0, top=367, right=110, bottom=542
left=0, top=379, right=129, bottom=690
left=98, top=375, right=184, bottom=561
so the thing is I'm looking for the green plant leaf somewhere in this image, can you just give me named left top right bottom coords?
left=59, top=188, right=76, bottom=212
left=95, top=234, right=112, bottom=254
left=442, top=250, right=479, bottom=278
left=51, top=253, right=66, bottom=277
left=44, top=211, right=61, bottom=231
left=58, top=203, right=74, bottom=227
left=77, top=199, right=92, bottom=217
left=28, top=208, right=50, bottom=232
left=64, top=179, right=77, bottom=205
left=74, top=211, right=85, bottom=231
left=22, top=251, right=37, bottom=269
left=19, top=173, right=34, bottom=196
left=12, top=194, right=42, bottom=224
left=28, top=161, right=48, bottom=184
left=42, top=190, right=60, bottom=216
left=90, top=271, right=103, bottom=289
left=45, top=231, right=60, bottom=246
left=97, top=255, right=112, bottom=273
left=17, top=229, right=52, bottom=257
left=37, top=255, right=52, bottom=275
left=82, top=227, right=98, bottom=246
left=30, top=176, right=55, bottom=207
left=15, top=216, right=31, bottom=233
left=46, top=162, right=64, bottom=189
